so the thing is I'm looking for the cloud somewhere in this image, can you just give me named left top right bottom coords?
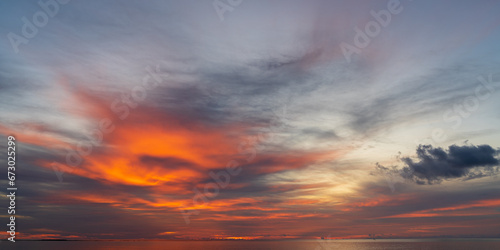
left=397, top=144, right=500, bottom=184
left=2, top=0, right=500, bottom=240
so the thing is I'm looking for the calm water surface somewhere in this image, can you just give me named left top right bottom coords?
left=6, top=239, right=500, bottom=250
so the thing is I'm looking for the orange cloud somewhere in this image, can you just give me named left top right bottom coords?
left=0, top=123, right=69, bottom=149
left=382, top=198, right=500, bottom=219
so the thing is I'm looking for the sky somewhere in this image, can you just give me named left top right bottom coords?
left=0, top=0, right=500, bottom=240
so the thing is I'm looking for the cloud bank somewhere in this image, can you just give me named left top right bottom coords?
left=380, top=144, right=500, bottom=185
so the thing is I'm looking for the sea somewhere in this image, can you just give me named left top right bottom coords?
left=5, top=238, right=500, bottom=250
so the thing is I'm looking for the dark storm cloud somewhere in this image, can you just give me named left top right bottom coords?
left=398, top=144, right=500, bottom=184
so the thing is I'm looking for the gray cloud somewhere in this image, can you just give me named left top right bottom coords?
left=397, top=144, right=500, bottom=184
left=347, top=63, right=500, bottom=137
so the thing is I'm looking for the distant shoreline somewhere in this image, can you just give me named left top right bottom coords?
left=4, top=238, right=500, bottom=242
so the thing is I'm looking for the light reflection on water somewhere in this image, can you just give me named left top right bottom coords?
left=7, top=239, right=500, bottom=250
